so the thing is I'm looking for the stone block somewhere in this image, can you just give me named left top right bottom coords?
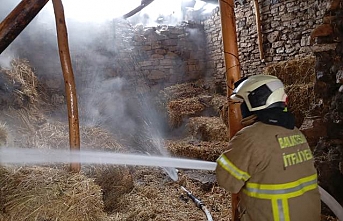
left=148, top=70, right=166, bottom=80
left=150, top=54, right=164, bottom=59
left=300, top=117, right=327, bottom=147
left=155, top=49, right=167, bottom=55
left=160, top=59, right=174, bottom=66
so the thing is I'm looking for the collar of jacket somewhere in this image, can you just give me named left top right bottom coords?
left=241, top=114, right=258, bottom=127
left=241, top=109, right=295, bottom=129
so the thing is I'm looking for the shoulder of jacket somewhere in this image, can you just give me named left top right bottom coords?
left=240, top=121, right=267, bottom=133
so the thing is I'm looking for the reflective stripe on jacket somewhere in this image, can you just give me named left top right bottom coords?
left=216, top=122, right=321, bottom=221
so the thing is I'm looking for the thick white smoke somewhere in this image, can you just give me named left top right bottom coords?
left=0, top=0, right=216, bottom=159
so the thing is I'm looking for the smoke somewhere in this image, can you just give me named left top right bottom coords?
left=0, top=50, right=15, bottom=69
left=127, top=0, right=218, bottom=26
left=0, top=0, right=220, bottom=181
left=128, top=0, right=184, bottom=26
left=0, top=0, right=175, bottom=155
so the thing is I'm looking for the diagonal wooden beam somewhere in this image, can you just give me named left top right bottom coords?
left=0, top=0, right=49, bottom=54
left=122, top=0, right=155, bottom=19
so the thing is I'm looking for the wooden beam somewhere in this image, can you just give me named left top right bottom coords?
left=0, top=0, right=49, bottom=54
left=218, top=0, right=242, bottom=220
left=219, top=0, right=242, bottom=138
left=122, top=0, right=155, bottom=19
left=253, top=0, right=264, bottom=60
left=52, top=0, right=81, bottom=172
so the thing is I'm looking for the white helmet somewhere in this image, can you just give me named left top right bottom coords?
left=230, top=75, right=288, bottom=112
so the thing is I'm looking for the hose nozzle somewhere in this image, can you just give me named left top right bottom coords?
left=181, top=186, right=204, bottom=208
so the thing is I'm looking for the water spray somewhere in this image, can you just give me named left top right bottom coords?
left=0, top=147, right=216, bottom=171
left=0, top=147, right=342, bottom=220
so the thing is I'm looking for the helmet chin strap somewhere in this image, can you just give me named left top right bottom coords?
left=240, top=102, right=253, bottom=119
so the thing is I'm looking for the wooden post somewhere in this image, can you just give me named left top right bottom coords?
left=218, top=0, right=242, bottom=220
left=0, top=0, right=49, bottom=54
left=253, top=0, right=264, bottom=60
left=219, top=0, right=242, bottom=138
left=52, top=0, right=81, bottom=172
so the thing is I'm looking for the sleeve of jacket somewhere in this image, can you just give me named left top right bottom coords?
left=215, top=129, right=256, bottom=194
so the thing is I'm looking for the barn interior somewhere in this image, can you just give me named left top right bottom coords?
left=0, top=0, right=342, bottom=220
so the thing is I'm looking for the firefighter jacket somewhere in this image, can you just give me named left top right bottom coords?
left=216, top=117, right=321, bottom=221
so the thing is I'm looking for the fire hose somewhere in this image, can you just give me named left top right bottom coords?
left=181, top=186, right=213, bottom=221
left=181, top=185, right=343, bottom=221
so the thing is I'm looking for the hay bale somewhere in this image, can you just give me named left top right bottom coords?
left=157, top=81, right=207, bottom=105
left=1, top=59, right=40, bottom=109
left=264, top=56, right=316, bottom=127
left=210, top=94, right=227, bottom=115
left=25, top=120, right=123, bottom=152
left=80, top=126, right=124, bottom=152
left=264, top=56, right=316, bottom=85
left=85, top=166, right=134, bottom=213
left=187, top=117, right=229, bottom=142
left=155, top=81, right=207, bottom=120
left=167, top=140, right=229, bottom=162
left=0, top=166, right=108, bottom=221
left=167, top=97, right=205, bottom=128
left=285, top=84, right=315, bottom=127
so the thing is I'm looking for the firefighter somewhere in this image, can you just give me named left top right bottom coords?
left=216, top=75, right=321, bottom=221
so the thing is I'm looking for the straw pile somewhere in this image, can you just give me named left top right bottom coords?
left=0, top=59, right=40, bottom=109
left=2, top=107, right=134, bottom=216
left=24, top=120, right=135, bottom=213
left=0, top=166, right=108, bottom=221
left=167, top=140, right=229, bottom=162
left=264, top=56, right=316, bottom=127
left=0, top=123, right=8, bottom=147
left=156, top=82, right=209, bottom=127
left=264, top=56, right=315, bottom=85
left=87, top=166, right=134, bottom=213
left=187, top=117, right=229, bottom=142
left=157, top=82, right=227, bottom=130
left=210, top=94, right=227, bottom=115
left=219, top=100, right=229, bottom=127
left=167, top=97, right=206, bottom=128
left=285, top=83, right=315, bottom=127
left=109, top=167, right=232, bottom=221
left=157, top=81, right=208, bottom=105
left=23, top=120, right=123, bottom=152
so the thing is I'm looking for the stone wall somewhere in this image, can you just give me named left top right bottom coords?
left=112, top=22, right=206, bottom=94
left=202, top=8, right=226, bottom=94
left=41, top=21, right=207, bottom=97
left=203, top=0, right=327, bottom=93
left=310, top=0, right=343, bottom=209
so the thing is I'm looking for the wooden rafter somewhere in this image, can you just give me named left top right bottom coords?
left=122, top=0, right=155, bottom=19
left=0, top=0, right=49, bottom=54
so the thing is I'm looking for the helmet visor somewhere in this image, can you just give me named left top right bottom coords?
left=230, top=93, right=244, bottom=102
